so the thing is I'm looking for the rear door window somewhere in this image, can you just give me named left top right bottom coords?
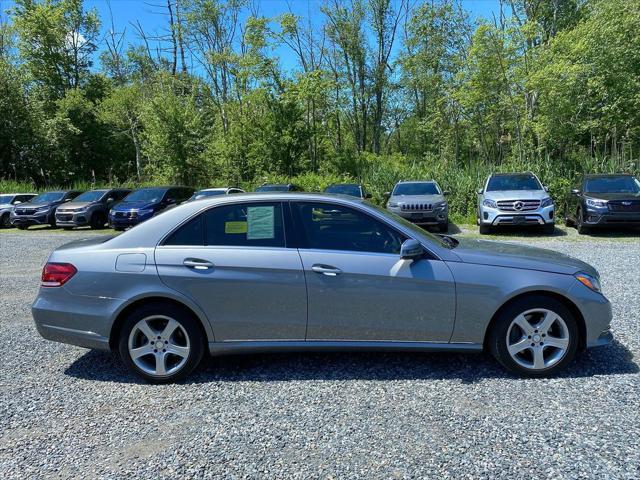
left=204, top=202, right=285, bottom=247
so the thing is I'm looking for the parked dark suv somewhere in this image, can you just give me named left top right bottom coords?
left=108, top=186, right=194, bottom=230
left=255, top=183, right=303, bottom=192
left=565, top=174, right=640, bottom=233
left=10, top=190, right=81, bottom=229
left=55, top=188, right=131, bottom=230
left=323, top=183, right=371, bottom=199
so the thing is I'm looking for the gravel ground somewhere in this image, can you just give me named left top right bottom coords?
left=1, top=230, right=639, bottom=479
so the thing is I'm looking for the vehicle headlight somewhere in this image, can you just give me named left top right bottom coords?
left=575, top=272, right=602, bottom=294
left=586, top=198, right=607, bottom=208
left=138, top=209, right=153, bottom=216
left=36, top=206, right=50, bottom=213
left=482, top=199, right=497, bottom=209
left=435, top=201, right=448, bottom=210
left=540, top=197, right=554, bottom=208
left=387, top=202, right=398, bottom=208
left=73, top=207, right=87, bottom=213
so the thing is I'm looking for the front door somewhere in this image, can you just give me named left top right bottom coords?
left=292, top=201, right=456, bottom=342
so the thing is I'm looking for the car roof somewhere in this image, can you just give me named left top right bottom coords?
left=199, top=187, right=231, bottom=191
left=395, top=180, right=436, bottom=184
left=583, top=173, right=635, bottom=178
left=2, top=193, right=37, bottom=196
left=490, top=172, right=535, bottom=177
left=326, top=183, right=361, bottom=187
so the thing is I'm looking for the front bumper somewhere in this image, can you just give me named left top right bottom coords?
left=387, top=207, right=448, bottom=225
left=479, top=204, right=555, bottom=227
left=582, top=209, right=640, bottom=227
left=10, top=212, right=51, bottom=226
left=109, top=213, right=145, bottom=228
left=55, top=211, right=90, bottom=227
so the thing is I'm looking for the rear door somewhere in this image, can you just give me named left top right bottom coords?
left=292, top=201, right=456, bottom=342
left=155, top=201, right=307, bottom=341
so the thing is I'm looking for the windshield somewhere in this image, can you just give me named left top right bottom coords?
left=256, top=185, right=290, bottom=192
left=0, top=195, right=14, bottom=204
left=584, top=176, right=640, bottom=194
left=124, top=188, right=166, bottom=203
left=31, top=192, right=65, bottom=203
left=486, top=174, right=542, bottom=191
left=324, top=184, right=361, bottom=197
left=367, top=203, right=451, bottom=249
left=74, top=190, right=107, bottom=202
left=392, top=183, right=440, bottom=196
left=191, top=190, right=226, bottom=200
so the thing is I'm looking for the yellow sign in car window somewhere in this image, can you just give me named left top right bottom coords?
left=225, top=221, right=247, bottom=234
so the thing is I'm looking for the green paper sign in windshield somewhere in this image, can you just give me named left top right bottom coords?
left=247, top=206, right=275, bottom=240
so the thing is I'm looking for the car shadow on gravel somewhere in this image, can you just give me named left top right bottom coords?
left=64, top=339, right=637, bottom=384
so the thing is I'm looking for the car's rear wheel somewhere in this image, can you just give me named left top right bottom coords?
left=1, top=213, right=10, bottom=228
left=576, top=207, right=589, bottom=234
left=118, top=304, right=205, bottom=383
left=488, top=295, right=579, bottom=377
left=17, top=224, right=27, bottom=230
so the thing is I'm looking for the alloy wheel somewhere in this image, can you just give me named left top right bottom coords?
left=127, top=315, right=191, bottom=377
left=505, top=308, right=570, bottom=371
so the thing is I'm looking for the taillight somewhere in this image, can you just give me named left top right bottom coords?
left=41, top=262, right=77, bottom=287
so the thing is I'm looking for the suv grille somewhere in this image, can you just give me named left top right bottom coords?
left=400, top=203, right=433, bottom=211
left=608, top=201, right=640, bottom=212
left=497, top=200, right=541, bottom=212
left=15, top=208, right=36, bottom=215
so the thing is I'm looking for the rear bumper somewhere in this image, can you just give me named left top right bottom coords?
left=32, top=287, right=122, bottom=351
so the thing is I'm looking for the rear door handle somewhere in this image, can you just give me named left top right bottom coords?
left=311, top=264, right=342, bottom=276
left=183, top=258, right=214, bottom=270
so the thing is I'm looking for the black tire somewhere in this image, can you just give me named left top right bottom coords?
left=17, top=225, right=27, bottom=230
left=576, top=207, right=589, bottom=234
left=479, top=224, right=492, bottom=235
left=1, top=213, right=10, bottom=228
left=113, top=226, right=125, bottom=231
left=488, top=295, right=579, bottom=377
left=117, top=303, right=205, bottom=383
left=90, top=212, right=106, bottom=230
left=542, top=224, right=555, bottom=235
left=49, top=215, right=56, bottom=228
left=63, top=227, right=74, bottom=231
left=438, top=222, right=448, bottom=233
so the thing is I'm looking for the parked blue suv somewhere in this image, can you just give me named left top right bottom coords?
left=108, top=186, right=194, bottom=230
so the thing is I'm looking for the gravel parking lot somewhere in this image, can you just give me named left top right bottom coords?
left=1, top=230, right=639, bottom=479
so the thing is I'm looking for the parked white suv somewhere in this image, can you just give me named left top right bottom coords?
left=477, top=172, right=555, bottom=234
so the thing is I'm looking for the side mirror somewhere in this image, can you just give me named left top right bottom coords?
left=571, top=188, right=580, bottom=195
left=64, top=198, right=72, bottom=202
left=165, top=198, right=175, bottom=204
left=13, top=200, right=21, bottom=205
left=443, top=190, right=450, bottom=196
left=106, top=197, right=115, bottom=203
left=400, top=239, right=424, bottom=260
left=364, top=193, right=372, bottom=199
left=543, top=185, right=550, bottom=192
left=384, top=191, right=391, bottom=197
left=476, top=189, right=483, bottom=195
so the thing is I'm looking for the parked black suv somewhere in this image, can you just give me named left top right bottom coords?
left=323, top=183, right=372, bottom=199
left=55, top=188, right=131, bottom=229
left=10, top=190, right=82, bottom=229
left=565, top=174, right=640, bottom=233
left=255, top=183, right=303, bottom=192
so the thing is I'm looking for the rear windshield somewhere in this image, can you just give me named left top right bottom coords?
left=486, top=175, right=542, bottom=191
left=584, top=176, right=640, bottom=193
left=392, top=183, right=440, bottom=196
left=324, top=185, right=361, bottom=197
left=74, top=190, right=107, bottom=202
left=31, top=192, right=65, bottom=203
left=124, top=188, right=166, bottom=203
left=255, top=185, right=290, bottom=192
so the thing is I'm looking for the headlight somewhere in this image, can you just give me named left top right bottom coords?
left=387, top=202, right=398, bottom=208
left=482, top=199, right=497, bottom=209
left=138, top=209, right=153, bottom=216
left=586, top=198, right=607, bottom=208
left=435, top=201, right=448, bottom=210
left=73, top=207, right=87, bottom=213
left=575, top=272, right=602, bottom=293
left=36, top=206, right=50, bottom=213
left=540, top=197, right=554, bottom=208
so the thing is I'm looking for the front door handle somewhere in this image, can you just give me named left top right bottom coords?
left=311, top=264, right=342, bottom=276
left=183, top=258, right=214, bottom=270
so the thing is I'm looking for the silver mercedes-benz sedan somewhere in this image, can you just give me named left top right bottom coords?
left=32, top=193, right=613, bottom=383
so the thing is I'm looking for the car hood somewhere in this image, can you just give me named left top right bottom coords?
left=0, top=203, right=12, bottom=209
left=58, top=201, right=94, bottom=210
left=483, top=190, right=548, bottom=200
left=14, top=202, right=56, bottom=209
left=451, top=238, right=597, bottom=276
left=390, top=194, right=446, bottom=204
left=584, top=192, right=640, bottom=201
left=112, top=201, right=155, bottom=211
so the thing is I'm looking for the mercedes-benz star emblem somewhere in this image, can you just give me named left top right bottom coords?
left=513, top=201, right=524, bottom=211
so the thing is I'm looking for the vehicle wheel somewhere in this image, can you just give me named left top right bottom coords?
left=90, top=212, right=106, bottom=230
left=479, top=224, right=492, bottom=235
left=438, top=222, right=448, bottom=233
left=49, top=216, right=56, bottom=228
left=1, top=213, right=10, bottom=228
left=118, top=303, right=205, bottom=383
left=17, top=225, right=27, bottom=230
left=542, top=224, right=555, bottom=235
left=576, top=208, right=589, bottom=235
left=488, top=295, right=579, bottom=377
left=63, top=227, right=73, bottom=231
left=113, top=226, right=125, bottom=231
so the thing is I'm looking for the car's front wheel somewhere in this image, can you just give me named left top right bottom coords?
left=118, top=303, right=205, bottom=383
left=488, top=295, right=579, bottom=377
